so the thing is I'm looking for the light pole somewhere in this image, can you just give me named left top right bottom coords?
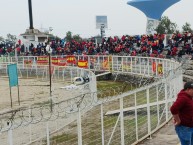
left=46, top=44, right=53, bottom=111
left=100, top=24, right=105, bottom=38
left=28, top=0, right=34, bottom=30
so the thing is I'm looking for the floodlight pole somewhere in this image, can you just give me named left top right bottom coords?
left=28, top=0, right=34, bottom=29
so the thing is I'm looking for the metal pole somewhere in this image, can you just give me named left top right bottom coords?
left=156, top=86, right=160, bottom=126
left=165, top=83, right=168, bottom=121
left=120, top=98, right=125, bottom=145
left=77, top=108, right=82, bottom=145
left=29, top=107, right=32, bottom=143
left=17, top=85, right=20, bottom=106
left=17, top=65, right=20, bottom=105
left=9, top=86, right=13, bottom=108
left=147, top=88, right=151, bottom=136
left=49, top=54, right=52, bottom=96
left=48, top=53, right=52, bottom=112
left=46, top=122, right=50, bottom=145
left=8, top=129, right=13, bottom=145
left=134, top=93, right=139, bottom=141
left=7, top=121, right=13, bottom=145
left=101, top=104, right=105, bottom=145
left=8, top=67, right=13, bottom=108
left=28, top=0, right=34, bottom=29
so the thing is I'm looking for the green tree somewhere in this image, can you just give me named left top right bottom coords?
left=182, top=22, right=192, bottom=33
left=65, top=31, right=82, bottom=42
left=155, top=16, right=178, bottom=34
left=66, top=31, right=72, bottom=42
left=73, top=34, right=82, bottom=42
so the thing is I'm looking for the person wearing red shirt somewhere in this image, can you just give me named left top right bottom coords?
left=170, top=81, right=193, bottom=145
left=121, top=35, right=126, bottom=41
left=16, top=47, right=21, bottom=55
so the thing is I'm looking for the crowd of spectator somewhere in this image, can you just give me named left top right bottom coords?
left=0, top=32, right=193, bottom=59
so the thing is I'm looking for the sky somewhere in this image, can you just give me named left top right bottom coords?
left=0, top=0, right=193, bottom=38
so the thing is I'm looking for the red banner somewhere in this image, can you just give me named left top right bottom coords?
left=78, top=60, right=88, bottom=68
left=52, top=58, right=58, bottom=65
left=66, top=56, right=76, bottom=64
left=37, top=56, right=48, bottom=65
left=58, top=58, right=67, bottom=66
left=152, top=61, right=156, bottom=73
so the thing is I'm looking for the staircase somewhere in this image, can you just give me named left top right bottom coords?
left=182, top=58, right=193, bottom=82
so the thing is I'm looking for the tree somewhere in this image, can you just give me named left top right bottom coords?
left=65, top=31, right=82, bottom=42
left=182, top=22, right=192, bottom=33
left=65, top=31, right=72, bottom=42
left=73, top=34, right=82, bottom=42
left=6, top=33, right=17, bottom=42
left=0, top=36, right=4, bottom=42
left=155, top=16, right=178, bottom=34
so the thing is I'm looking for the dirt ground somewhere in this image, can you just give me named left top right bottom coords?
left=0, top=77, right=89, bottom=112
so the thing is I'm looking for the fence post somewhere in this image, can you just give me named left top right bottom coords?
left=155, top=59, right=158, bottom=76
left=88, top=56, right=91, bottom=70
left=162, top=60, right=165, bottom=75
left=134, top=93, right=139, bottom=141
left=29, top=107, right=32, bottom=143
left=147, top=58, right=150, bottom=76
left=77, top=108, right=82, bottom=145
left=111, top=56, right=113, bottom=72
left=156, top=86, right=160, bottom=126
left=165, top=82, right=169, bottom=121
left=139, top=58, right=142, bottom=75
left=46, top=122, right=50, bottom=145
left=147, top=88, right=151, bottom=136
left=58, top=67, right=59, bottom=80
left=7, top=121, right=13, bottom=145
left=8, top=129, right=13, bottom=145
left=101, top=104, right=105, bottom=145
left=70, top=68, right=73, bottom=82
left=120, top=97, right=125, bottom=145
left=121, top=57, right=123, bottom=72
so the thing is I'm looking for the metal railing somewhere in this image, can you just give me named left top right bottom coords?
left=0, top=55, right=183, bottom=145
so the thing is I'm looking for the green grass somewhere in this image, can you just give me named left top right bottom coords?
left=97, top=81, right=125, bottom=90
left=97, top=80, right=136, bottom=98
left=50, top=133, right=77, bottom=145
left=46, top=80, right=165, bottom=145
left=97, top=81, right=165, bottom=105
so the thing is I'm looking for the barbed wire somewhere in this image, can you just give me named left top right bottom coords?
left=0, top=58, right=185, bottom=133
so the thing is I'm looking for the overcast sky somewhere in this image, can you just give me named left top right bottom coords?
left=1, top=0, right=192, bottom=38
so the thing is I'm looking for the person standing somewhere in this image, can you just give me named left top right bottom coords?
left=170, top=81, right=193, bottom=145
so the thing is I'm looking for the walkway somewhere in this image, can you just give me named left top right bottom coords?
left=139, top=120, right=180, bottom=145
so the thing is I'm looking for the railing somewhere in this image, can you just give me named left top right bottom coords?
left=0, top=55, right=183, bottom=145
left=1, top=55, right=180, bottom=76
